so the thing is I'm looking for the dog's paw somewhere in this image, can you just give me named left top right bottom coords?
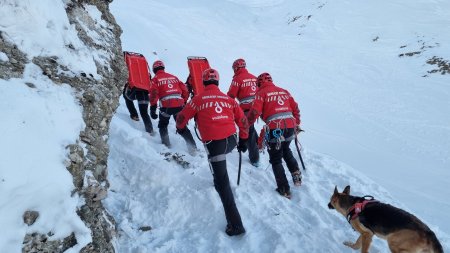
left=343, top=241, right=356, bottom=249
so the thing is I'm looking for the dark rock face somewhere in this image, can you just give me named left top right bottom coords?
left=0, top=32, right=28, bottom=79
left=1, top=1, right=127, bottom=252
left=426, top=56, right=450, bottom=75
left=23, top=211, right=39, bottom=226
left=22, top=232, right=78, bottom=253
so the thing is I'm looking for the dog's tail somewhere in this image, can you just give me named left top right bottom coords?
left=425, top=230, right=444, bottom=253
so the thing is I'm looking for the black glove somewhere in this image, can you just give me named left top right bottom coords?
left=237, top=138, right=248, bottom=153
left=295, top=125, right=304, bottom=134
left=150, top=105, right=158, bottom=119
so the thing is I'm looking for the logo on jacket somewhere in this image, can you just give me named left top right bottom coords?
left=277, top=96, right=285, bottom=105
left=215, top=102, right=223, bottom=113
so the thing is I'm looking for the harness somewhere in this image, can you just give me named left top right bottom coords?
left=204, top=134, right=237, bottom=175
left=159, top=94, right=183, bottom=108
left=262, top=112, right=295, bottom=150
left=265, top=112, right=293, bottom=121
left=160, top=94, right=182, bottom=101
left=238, top=95, right=255, bottom=104
left=346, top=196, right=379, bottom=223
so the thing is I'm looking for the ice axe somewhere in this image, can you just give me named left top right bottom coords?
left=295, top=129, right=306, bottom=171
left=237, top=151, right=242, bottom=185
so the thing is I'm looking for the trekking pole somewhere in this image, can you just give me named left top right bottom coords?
left=237, top=151, right=242, bottom=185
left=294, top=133, right=306, bottom=171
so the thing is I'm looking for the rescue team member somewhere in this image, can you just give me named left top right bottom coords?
left=227, top=58, right=260, bottom=167
left=123, top=78, right=154, bottom=135
left=247, top=73, right=302, bottom=199
left=176, top=68, right=249, bottom=236
left=150, top=60, right=197, bottom=153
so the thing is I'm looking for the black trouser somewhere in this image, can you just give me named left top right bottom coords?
left=158, top=107, right=196, bottom=148
left=243, top=110, right=259, bottom=164
left=123, top=85, right=153, bottom=133
left=248, top=124, right=259, bottom=163
left=205, top=134, right=243, bottom=229
left=267, top=128, right=299, bottom=192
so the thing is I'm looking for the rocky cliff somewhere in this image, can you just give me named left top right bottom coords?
left=0, top=0, right=126, bottom=252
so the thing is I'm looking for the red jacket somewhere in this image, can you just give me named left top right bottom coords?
left=176, top=85, right=249, bottom=141
left=150, top=70, right=189, bottom=108
left=227, top=68, right=258, bottom=111
left=247, top=81, right=300, bottom=129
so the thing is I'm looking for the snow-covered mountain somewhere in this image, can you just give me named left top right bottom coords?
left=106, top=0, right=450, bottom=252
left=1, top=0, right=449, bottom=252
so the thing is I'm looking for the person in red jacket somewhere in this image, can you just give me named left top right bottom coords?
left=176, top=68, right=249, bottom=236
left=149, top=60, right=197, bottom=152
left=227, top=58, right=260, bottom=167
left=247, top=73, right=302, bottom=199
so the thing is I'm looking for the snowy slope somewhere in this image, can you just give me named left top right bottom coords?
left=106, top=101, right=398, bottom=252
left=106, top=0, right=450, bottom=252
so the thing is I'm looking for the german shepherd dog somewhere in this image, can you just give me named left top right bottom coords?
left=328, top=185, right=443, bottom=253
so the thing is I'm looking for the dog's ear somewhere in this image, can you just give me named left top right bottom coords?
left=334, top=186, right=338, bottom=195
left=343, top=185, right=350, bottom=195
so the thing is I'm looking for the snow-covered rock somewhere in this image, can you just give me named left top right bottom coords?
left=0, top=0, right=126, bottom=252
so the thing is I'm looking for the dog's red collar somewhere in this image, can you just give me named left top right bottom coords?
left=346, top=196, right=378, bottom=223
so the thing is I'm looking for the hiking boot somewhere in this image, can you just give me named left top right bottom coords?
left=292, top=171, right=302, bottom=187
left=146, top=128, right=155, bottom=136
left=225, top=224, right=246, bottom=236
left=187, top=146, right=198, bottom=156
left=160, top=128, right=171, bottom=148
left=145, top=124, right=154, bottom=135
left=276, top=187, right=291, bottom=199
left=130, top=115, right=139, bottom=121
left=251, top=160, right=260, bottom=168
left=162, top=137, right=171, bottom=148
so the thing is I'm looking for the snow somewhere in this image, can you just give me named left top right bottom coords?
left=0, top=64, right=90, bottom=252
left=80, top=5, right=110, bottom=44
left=74, top=4, right=114, bottom=71
left=0, top=0, right=102, bottom=78
left=226, top=0, right=284, bottom=8
left=106, top=0, right=450, bottom=252
left=0, top=52, right=9, bottom=61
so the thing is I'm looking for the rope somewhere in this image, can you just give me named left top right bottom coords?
left=194, top=123, right=203, bottom=142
